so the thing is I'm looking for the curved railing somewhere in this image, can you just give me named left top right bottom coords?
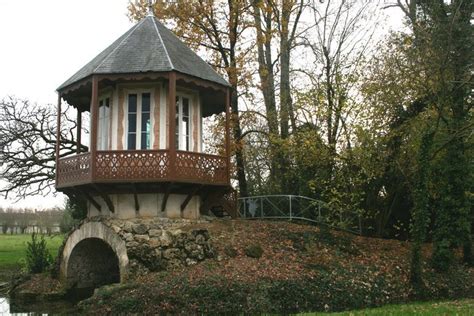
left=238, top=195, right=362, bottom=235
left=56, top=150, right=228, bottom=188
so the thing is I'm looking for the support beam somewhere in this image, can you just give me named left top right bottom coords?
left=161, top=183, right=172, bottom=213
left=168, top=72, right=177, bottom=175
left=92, top=184, right=115, bottom=213
left=181, top=185, right=202, bottom=213
left=90, top=76, right=99, bottom=179
left=76, top=109, right=82, bottom=154
left=77, top=189, right=101, bottom=212
left=55, top=94, right=62, bottom=187
left=132, top=184, right=140, bottom=213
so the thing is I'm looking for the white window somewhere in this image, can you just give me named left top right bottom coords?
left=175, top=95, right=191, bottom=151
left=98, top=97, right=110, bottom=150
left=127, top=92, right=152, bottom=150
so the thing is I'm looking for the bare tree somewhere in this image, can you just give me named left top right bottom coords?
left=306, top=0, right=380, bottom=153
left=0, top=97, right=86, bottom=199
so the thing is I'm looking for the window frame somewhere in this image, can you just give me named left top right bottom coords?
left=175, top=93, right=193, bottom=151
left=125, top=89, right=154, bottom=151
left=97, top=94, right=111, bottom=151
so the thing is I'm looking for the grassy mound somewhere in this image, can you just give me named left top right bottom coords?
left=80, top=220, right=474, bottom=314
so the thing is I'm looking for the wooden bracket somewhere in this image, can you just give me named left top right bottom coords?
left=92, top=184, right=115, bottom=213
left=76, top=188, right=101, bottom=212
left=181, top=185, right=202, bottom=213
left=161, top=183, right=173, bottom=213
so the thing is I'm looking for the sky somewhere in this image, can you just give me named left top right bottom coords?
left=0, top=0, right=133, bottom=209
left=0, top=0, right=405, bottom=210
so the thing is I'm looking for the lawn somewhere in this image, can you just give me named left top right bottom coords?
left=0, top=234, right=63, bottom=279
left=305, top=299, right=474, bottom=315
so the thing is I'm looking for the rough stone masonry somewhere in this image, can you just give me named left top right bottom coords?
left=60, top=216, right=214, bottom=288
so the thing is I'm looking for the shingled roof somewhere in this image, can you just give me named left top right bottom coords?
left=57, top=15, right=229, bottom=91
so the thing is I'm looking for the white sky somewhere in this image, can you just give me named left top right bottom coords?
left=0, top=0, right=405, bottom=210
left=0, top=0, right=133, bottom=209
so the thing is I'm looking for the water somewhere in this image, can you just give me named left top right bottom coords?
left=0, top=296, right=78, bottom=315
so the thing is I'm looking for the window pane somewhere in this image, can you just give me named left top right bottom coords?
left=128, top=94, right=137, bottom=113
left=183, top=98, right=189, bottom=116
left=128, top=133, right=136, bottom=150
left=142, top=93, right=150, bottom=112
left=128, top=113, right=136, bottom=132
left=141, top=133, right=149, bottom=150
left=105, top=98, right=110, bottom=107
left=175, top=97, right=180, bottom=149
left=141, top=113, right=150, bottom=131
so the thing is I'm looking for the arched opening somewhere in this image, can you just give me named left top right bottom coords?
left=66, top=238, right=120, bottom=289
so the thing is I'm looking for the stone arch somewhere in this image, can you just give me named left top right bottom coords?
left=60, top=222, right=128, bottom=288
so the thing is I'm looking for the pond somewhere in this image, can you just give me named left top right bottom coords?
left=0, top=296, right=78, bottom=315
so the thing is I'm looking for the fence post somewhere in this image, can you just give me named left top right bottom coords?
left=289, top=195, right=292, bottom=220
left=318, top=204, right=321, bottom=221
left=260, top=197, right=263, bottom=218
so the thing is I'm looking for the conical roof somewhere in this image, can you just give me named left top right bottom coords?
left=58, top=15, right=229, bottom=91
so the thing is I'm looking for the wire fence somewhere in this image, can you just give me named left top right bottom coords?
left=238, top=195, right=362, bottom=235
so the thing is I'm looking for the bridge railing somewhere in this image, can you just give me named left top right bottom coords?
left=238, top=195, right=362, bottom=235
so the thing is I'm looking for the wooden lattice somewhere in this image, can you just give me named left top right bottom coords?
left=95, top=150, right=170, bottom=181
left=56, top=153, right=92, bottom=188
left=56, top=150, right=228, bottom=188
left=175, top=151, right=227, bottom=184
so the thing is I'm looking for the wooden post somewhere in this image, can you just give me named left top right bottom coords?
left=76, top=109, right=82, bottom=154
left=168, top=72, right=177, bottom=175
left=55, top=93, right=62, bottom=187
left=225, top=88, right=231, bottom=185
left=90, top=76, right=99, bottom=180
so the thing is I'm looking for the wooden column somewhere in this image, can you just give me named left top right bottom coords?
left=168, top=72, right=177, bottom=174
left=55, top=93, right=62, bottom=187
left=76, top=109, right=82, bottom=154
left=90, top=76, right=99, bottom=180
left=225, top=87, right=231, bottom=185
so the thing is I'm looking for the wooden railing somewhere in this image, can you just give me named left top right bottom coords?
left=56, top=150, right=228, bottom=188
left=57, top=152, right=92, bottom=187
left=176, top=151, right=228, bottom=184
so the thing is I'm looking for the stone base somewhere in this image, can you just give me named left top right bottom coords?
left=88, top=193, right=201, bottom=220
left=60, top=217, right=214, bottom=289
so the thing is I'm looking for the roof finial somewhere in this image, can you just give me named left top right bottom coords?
left=147, top=0, right=154, bottom=17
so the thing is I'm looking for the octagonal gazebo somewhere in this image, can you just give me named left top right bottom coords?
left=54, top=9, right=234, bottom=219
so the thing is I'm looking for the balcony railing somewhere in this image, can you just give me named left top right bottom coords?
left=56, top=150, right=228, bottom=189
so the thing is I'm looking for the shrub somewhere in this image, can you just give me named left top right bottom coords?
left=244, top=244, right=263, bottom=258
left=25, top=233, right=52, bottom=273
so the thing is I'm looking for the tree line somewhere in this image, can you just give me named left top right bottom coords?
left=0, top=207, right=64, bottom=234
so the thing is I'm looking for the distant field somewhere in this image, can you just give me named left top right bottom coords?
left=0, top=234, right=63, bottom=278
left=305, top=299, right=474, bottom=315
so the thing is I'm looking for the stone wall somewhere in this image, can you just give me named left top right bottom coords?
left=101, top=217, right=214, bottom=274
left=60, top=216, right=214, bottom=287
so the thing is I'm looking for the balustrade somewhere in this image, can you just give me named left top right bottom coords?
left=56, top=150, right=228, bottom=188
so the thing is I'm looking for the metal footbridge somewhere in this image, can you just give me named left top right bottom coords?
left=238, top=195, right=362, bottom=235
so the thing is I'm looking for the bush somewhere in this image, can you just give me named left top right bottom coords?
left=26, top=233, right=52, bottom=273
left=244, top=244, right=263, bottom=258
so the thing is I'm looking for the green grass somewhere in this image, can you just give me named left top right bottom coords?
left=303, top=299, right=474, bottom=315
left=0, top=234, right=63, bottom=277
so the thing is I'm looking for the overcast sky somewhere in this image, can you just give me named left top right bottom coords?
left=0, top=0, right=133, bottom=209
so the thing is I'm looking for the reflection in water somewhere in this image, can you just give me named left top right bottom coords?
left=0, top=297, right=10, bottom=314
left=1, top=296, right=78, bottom=315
